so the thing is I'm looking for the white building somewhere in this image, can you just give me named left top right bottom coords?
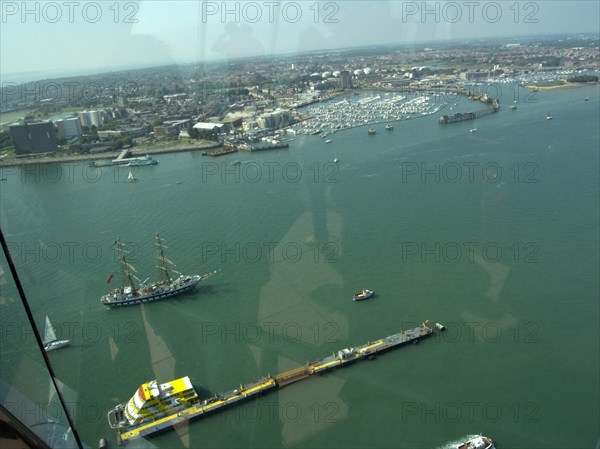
left=193, top=122, right=229, bottom=133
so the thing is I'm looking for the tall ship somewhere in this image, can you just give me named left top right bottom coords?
left=100, top=234, right=216, bottom=307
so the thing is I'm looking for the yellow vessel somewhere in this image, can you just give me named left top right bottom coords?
left=108, top=376, right=198, bottom=429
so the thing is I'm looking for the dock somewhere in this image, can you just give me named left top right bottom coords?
left=112, top=321, right=434, bottom=444
left=113, top=149, right=131, bottom=161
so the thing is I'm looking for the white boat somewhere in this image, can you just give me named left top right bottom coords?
left=110, top=155, right=157, bottom=166
left=353, top=289, right=374, bottom=301
left=325, top=139, right=332, bottom=143
left=43, top=316, right=69, bottom=352
left=546, top=112, right=552, bottom=120
left=126, top=171, right=138, bottom=183
left=333, top=157, right=339, bottom=163
left=469, top=128, right=477, bottom=132
left=456, top=435, right=494, bottom=449
left=125, top=155, right=158, bottom=166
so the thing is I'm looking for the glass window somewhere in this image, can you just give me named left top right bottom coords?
left=1, top=2, right=599, bottom=448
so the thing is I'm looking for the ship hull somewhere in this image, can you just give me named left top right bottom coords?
left=44, top=340, right=70, bottom=351
left=101, top=272, right=216, bottom=307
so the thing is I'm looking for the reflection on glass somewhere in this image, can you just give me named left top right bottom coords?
left=0, top=242, right=79, bottom=448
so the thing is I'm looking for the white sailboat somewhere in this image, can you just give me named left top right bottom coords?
left=126, top=170, right=138, bottom=182
left=43, top=316, right=69, bottom=352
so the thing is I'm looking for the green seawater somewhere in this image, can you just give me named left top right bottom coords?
left=1, top=86, right=598, bottom=448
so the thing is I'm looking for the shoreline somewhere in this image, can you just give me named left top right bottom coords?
left=0, top=141, right=221, bottom=167
left=2, top=82, right=595, bottom=168
left=524, top=81, right=599, bottom=91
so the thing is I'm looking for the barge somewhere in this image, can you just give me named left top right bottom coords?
left=109, top=321, right=435, bottom=444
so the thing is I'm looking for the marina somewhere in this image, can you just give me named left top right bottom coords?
left=293, top=92, right=448, bottom=135
left=109, top=322, right=435, bottom=444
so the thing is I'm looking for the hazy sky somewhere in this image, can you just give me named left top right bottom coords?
left=1, top=1, right=599, bottom=80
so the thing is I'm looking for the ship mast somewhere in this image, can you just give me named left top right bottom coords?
left=155, top=233, right=180, bottom=284
left=117, top=238, right=140, bottom=292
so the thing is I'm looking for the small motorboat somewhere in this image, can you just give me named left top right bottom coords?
left=456, top=435, right=494, bottom=449
left=353, top=289, right=374, bottom=301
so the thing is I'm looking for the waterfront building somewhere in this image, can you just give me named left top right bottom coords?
left=9, top=121, right=58, bottom=155
left=77, top=110, right=103, bottom=128
left=193, top=122, right=229, bottom=134
left=55, top=117, right=82, bottom=140
left=339, top=70, right=352, bottom=90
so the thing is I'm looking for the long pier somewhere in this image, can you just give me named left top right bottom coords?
left=439, top=97, right=499, bottom=124
left=112, top=321, right=434, bottom=444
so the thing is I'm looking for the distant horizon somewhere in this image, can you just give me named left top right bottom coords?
left=1, top=30, right=598, bottom=85
left=1, top=0, right=599, bottom=83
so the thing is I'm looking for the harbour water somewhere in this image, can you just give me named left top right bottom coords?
left=0, top=86, right=598, bottom=448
